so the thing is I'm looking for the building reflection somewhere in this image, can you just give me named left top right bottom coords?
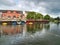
left=0, top=24, right=27, bottom=37
left=0, top=25, right=23, bottom=35
left=22, top=24, right=27, bottom=36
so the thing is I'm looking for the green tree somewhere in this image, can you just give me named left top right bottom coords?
left=26, top=12, right=43, bottom=20
left=36, top=13, right=43, bottom=19
left=26, top=11, right=36, bottom=19
left=44, top=14, right=50, bottom=20
left=55, top=17, right=60, bottom=21
left=54, top=17, right=60, bottom=22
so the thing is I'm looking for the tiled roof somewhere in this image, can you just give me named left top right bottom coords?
left=0, top=10, right=23, bottom=14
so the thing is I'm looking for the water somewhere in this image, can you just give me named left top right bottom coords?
left=0, top=22, right=60, bottom=45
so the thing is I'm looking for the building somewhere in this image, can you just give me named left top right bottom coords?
left=0, top=10, right=25, bottom=21
left=0, top=10, right=27, bottom=25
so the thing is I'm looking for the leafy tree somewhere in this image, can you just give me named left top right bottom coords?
left=26, top=11, right=36, bottom=19
left=35, top=13, right=43, bottom=19
left=27, top=12, right=43, bottom=20
left=54, top=17, right=60, bottom=22
left=44, top=14, right=50, bottom=20
left=55, top=17, right=60, bottom=20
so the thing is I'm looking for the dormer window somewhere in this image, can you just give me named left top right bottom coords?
left=13, top=11, right=16, bottom=13
left=7, top=11, right=11, bottom=13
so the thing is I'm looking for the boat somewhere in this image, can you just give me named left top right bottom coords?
left=17, top=21, right=21, bottom=25
left=12, top=21, right=17, bottom=25
left=29, top=22, right=33, bottom=24
left=2, top=22, right=7, bottom=25
left=17, top=21, right=26, bottom=25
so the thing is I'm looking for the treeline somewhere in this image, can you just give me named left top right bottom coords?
left=27, top=12, right=50, bottom=20
left=26, top=11, right=60, bottom=22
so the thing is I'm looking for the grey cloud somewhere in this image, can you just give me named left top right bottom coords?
left=0, top=0, right=60, bottom=17
left=26, top=0, right=60, bottom=2
left=23, top=0, right=60, bottom=15
left=43, top=2, right=60, bottom=14
left=0, top=0, right=16, bottom=6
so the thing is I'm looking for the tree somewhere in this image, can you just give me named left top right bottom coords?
left=44, top=14, right=50, bottom=20
left=54, top=17, right=60, bottom=22
left=55, top=17, right=60, bottom=20
left=26, top=11, right=36, bottom=19
left=26, top=12, right=44, bottom=21
left=35, top=13, right=43, bottom=19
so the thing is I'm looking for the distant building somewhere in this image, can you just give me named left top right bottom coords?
left=0, top=10, right=26, bottom=21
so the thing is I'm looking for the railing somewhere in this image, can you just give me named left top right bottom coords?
left=0, top=18, right=21, bottom=21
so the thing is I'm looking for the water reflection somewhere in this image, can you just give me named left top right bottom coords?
left=27, top=22, right=50, bottom=33
left=0, top=22, right=60, bottom=45
left=44, top=23, right=50, bottom=30
left=0, top=25, right=23, bottom=35
left=0, top=23, right=50, bottom=36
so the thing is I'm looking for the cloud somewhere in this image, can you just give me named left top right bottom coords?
left=0, top=0, right=60, bottom=17
left=0, top=0, right=16, bottom=6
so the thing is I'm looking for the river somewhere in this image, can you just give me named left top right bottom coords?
left=0, top=22, right=60, bottom=45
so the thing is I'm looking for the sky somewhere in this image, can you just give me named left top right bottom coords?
left=0, top=0, right=60, bottom=18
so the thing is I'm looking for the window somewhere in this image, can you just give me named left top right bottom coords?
left=13, top=15, right=16, bottom=18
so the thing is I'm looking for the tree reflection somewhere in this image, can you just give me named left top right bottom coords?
left=44, top=23, right=50, bottom=30
left=27, top=22, right=43, bottom=33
